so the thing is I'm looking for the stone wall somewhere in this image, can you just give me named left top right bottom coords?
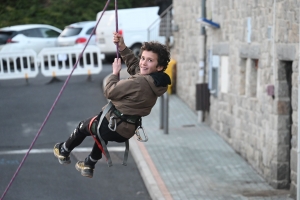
left=172, top=0, right=300, bottom=197
left=171, top=0, right=202, bottom=110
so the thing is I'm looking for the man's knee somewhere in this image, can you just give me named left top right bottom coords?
left=78, top=118, right=95, bottom=135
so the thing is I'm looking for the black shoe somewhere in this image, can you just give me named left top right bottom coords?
left=53, top=143, right=71, bottom=164
left=75, top=161, right=94, bottom=178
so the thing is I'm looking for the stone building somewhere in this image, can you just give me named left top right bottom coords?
left=171, top=0, right=299, bottom=197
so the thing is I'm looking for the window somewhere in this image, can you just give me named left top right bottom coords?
left=40, top=28, right=60, bottom=38
left=211, top=68, right=218, bottom=96
left=0, top=31, right=15, bottom=44
left=220, top=56, right=229, bottom=93
left=86, top=27, right=95, bottom=35
left=60, top=27, right=82, bottom=37
left=20, top=28, right=43, bottom=38
left=239, top=58, right=246, bottom=95
left=247, top=17, right=251, bottom=43
left=246, top=59, right=258, bottom=97
left=208, top=53, right=219, bottom=97
left=208, top=54, right=230, bottom=96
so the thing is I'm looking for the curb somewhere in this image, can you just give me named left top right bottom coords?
left=129, top=137, right=165, bottom=200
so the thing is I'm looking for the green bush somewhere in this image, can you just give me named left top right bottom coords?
left=0, top=0, right=156, bottom=29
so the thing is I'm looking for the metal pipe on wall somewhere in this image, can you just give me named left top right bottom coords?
left=272, top=0, right=276, bottom=85
left=201, top=0, right=206, bottom=36
left=200, top=0, right=206, bottom=83
left=297, top=0, right=300, bottom=198
left=197, top=0, right=207, bottom=122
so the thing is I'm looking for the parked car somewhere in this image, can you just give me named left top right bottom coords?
left=0, top=24, right=62, bottom=70
left=55, top=21, right=101, bottom=65
left=0, top=24, right=62, bottom=54
left=56, top=21, right=96, bottom=47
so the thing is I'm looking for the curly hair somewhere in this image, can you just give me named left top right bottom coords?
left=138, top=41, right=170, bottom=71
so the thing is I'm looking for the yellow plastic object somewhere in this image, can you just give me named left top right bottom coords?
left=165, top=59, right=176, bottom=94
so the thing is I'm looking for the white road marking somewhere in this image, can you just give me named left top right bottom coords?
left=0, top=147, right=125, bottom=155
left=21, top=123, right=41, bottom=137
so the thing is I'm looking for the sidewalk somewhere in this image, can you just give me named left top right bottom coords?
left=105, top=70, right=293, bottom=200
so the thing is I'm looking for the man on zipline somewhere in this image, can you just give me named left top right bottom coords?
left=53, top=32, right=171, bottom=178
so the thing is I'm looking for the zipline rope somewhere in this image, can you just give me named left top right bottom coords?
left=89, top=0, right=120, bottom=165
left=114, top=0, right=120, bottom=79
left=89, top=0, right=120, bottom=161
left=115, top=0, right=119, bottom=58
left=0, top=0, right=116, bottom=199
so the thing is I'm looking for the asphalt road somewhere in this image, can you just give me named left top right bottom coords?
left=0, top=62, right=151, bottom=200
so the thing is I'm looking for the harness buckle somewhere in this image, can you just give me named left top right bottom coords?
left=135, top=126, right=148, bottom=142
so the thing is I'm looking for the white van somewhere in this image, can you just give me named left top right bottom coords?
left=96, top=6, right=166, bottom=61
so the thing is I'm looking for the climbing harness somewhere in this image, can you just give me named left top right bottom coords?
left=112, top=108, right=140, bottom=123
left=90, top=101, right=147, bottom=167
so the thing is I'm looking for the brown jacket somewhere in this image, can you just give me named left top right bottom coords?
left=103, top=47, right=169, bottom=138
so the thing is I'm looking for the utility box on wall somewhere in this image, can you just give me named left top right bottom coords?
left=196, top=83, right=210, bottom=111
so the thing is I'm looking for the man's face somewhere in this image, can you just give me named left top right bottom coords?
left=139, top=50, right=163, bottom=75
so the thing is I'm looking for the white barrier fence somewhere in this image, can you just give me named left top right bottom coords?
left=0, top=49, right=39, bottom=80
left=0, top=45, right=105, bottom=80
left=39, top=45, right=104, bottom=77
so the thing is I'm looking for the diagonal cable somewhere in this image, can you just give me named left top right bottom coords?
left=0, top=1, right=112, bottom=199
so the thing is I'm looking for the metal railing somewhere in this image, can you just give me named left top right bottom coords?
left=147, top=4, right=173, bottom=48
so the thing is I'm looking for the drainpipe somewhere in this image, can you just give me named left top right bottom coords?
left=200, top=0, right=206, bottom=84
left=297, top=1, right=300, bottom=199
left=272, top=0, right=276, bottom=85
left=198, top=0, right=207, bottom=122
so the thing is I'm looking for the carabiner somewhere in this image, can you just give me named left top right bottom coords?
left=135, top=126, right=148, bottom=142
left=108, top=116, right=117, bottom=131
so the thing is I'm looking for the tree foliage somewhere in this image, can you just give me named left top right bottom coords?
left=0, top=0, right=156, bottom=29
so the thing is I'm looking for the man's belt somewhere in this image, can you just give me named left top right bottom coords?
left=113, top=109, right=140, bottom=124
